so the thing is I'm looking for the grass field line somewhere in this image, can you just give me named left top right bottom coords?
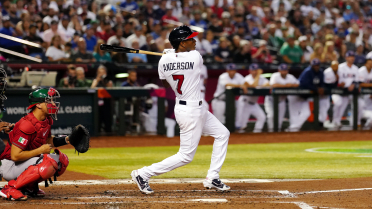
left=295, top=187, right=372, bottom=194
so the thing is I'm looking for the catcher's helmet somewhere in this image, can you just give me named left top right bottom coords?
left=28, top=88, right=60, bottom=120
left=168, top=25, right=199, bottom=50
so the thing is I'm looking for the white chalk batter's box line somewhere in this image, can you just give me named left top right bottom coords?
left=0, top=178, right=316, bottom=187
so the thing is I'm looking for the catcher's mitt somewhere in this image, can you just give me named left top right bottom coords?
left=69, top=124, right=90, bottom=154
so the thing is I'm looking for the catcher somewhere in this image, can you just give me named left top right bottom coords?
left=0, top=87, right=90, bottom=201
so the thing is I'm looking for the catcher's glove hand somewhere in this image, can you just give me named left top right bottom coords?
left=69, top=124, right=90, bottom=154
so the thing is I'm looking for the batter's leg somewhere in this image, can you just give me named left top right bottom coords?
left=251, top=103, right=266, bottom=133
left=201, top=111, right=230, bottom=180
left=138, top=105, right=205, bottom=181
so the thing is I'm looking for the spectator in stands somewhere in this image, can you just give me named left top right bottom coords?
left=97, top=19, right=114, bottom=42
left=121, top=70, right=140, bottom=87
left=0, top=16, right=24, bottom=57
left=93, top=39, right=112, bottom=62
left=91, top=65, right=113, bottom=133
left=58, top=64, right=80, bottom=88
left=355, top=43, right=366, bottom=65
left=310, top=43, right=324, bottom=62
left=127, top=40, right=147, bottom=63
left=322, top=41, right=338, bottom=63
left=120, top=0, right=139, bottom=13
left=71, top=37, right=96, bottom=63
left=46, top=35, right=66, bottom=62
left=195, top=32, right=212, bottom=56
left=141, top=34, right=160, bottom=63
left=161, top=8, right=178, bottom=26
left=24, top=24, right=44, bottom=58
left=107, top=25, right=126, bottom=47
left=126, top=25, right=146, bottom=49
left=214, top=37, right=232, bottom=63
left=155, top=27, right=168, bottom=52
left=43, top=20, right=67, bottom=44
left=205, top=30, right=218, bottom=53
left=344, top=30, right=359, bottom=53
left=83, top=25, right=97, bottom=52
left=279, top=35, right=303, bottom=64
left=122, top=22, right=133, bottom=38
left=76, top=67, right=92, bottom=87
left=251, top=40, right=273, bottom=63
left=208, top=14, right=223, bottom=38
left=298, top=36, right=313, bottom=63
left=59, top=15, right=75, bottom=41
left=190, top=10, right=207, bottom=30
left=233, top=40, right=252, bottom=63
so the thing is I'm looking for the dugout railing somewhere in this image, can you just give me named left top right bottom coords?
left=224, top=87, right=372, bottom=133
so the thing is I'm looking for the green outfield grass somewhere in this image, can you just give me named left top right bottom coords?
left=61, top=140, right=372, bottom=179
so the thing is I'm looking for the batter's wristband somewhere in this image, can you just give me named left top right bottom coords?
left=53, top=136, right=68, bottom=147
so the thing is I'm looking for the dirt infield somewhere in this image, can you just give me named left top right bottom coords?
left=1, top=131, right=372, bottom=208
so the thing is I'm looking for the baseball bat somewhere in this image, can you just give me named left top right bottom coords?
left=100, top=44, right=164, bottom=56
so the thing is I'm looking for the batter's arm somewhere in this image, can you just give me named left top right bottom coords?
left=161, top=79, right=171, bottom=88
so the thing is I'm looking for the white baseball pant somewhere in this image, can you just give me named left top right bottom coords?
left=235, top=97, right=266, bottom=132
left=264, top=96, right=286, bottom=132
left=287, top=95, right=311, bottom=132
left=0, top=154, right=61, bottom=181
left=332, top=95, right=363, bottom=126
left=319, top=95, right=331, bottom=123
left=138, top=98, right=230, bottom=181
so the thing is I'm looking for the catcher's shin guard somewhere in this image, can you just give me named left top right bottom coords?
left=54, top=149, right=69, bottom=177
left=12, top=154, right=58, bottom=190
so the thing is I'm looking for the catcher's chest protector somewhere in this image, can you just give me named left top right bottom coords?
left=10, top=113, right=53, bottom=150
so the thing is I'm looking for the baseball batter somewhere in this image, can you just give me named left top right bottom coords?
left=212, top=64, right=246, bottom=124
left=265, top=64, right=299, bottom=132
left=131, top=26, right=231, bottom=194
left=332, top=51, right=361, bottom=128
left=235, top=64, right=269, bottom=133
left=0, top=88, right=69, bottom=201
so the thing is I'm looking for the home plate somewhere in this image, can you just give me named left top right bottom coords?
left=189, top=199, right=228, bottom=203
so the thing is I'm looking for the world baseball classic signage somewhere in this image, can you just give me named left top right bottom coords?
left=2, top=89, right=96, bottom=136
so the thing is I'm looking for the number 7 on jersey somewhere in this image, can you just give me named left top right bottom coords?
left=172, top=75, right=184, bottom=95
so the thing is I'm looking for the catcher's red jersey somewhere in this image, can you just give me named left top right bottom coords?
left=0, top=113, right=52, bottom=160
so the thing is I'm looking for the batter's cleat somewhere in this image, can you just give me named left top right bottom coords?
left=131, top=170, right=154, bottom=194
left=0, top=185, right=28, bottom=201
left=22, top=184, right=45, bottom=197
left=203, top=178, right=231, bottom=191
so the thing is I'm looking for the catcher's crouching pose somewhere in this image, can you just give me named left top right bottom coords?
left=0, top=88, right=69, bottom=201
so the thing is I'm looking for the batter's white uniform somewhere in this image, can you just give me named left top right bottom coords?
left=235, top=74, right=268, bottom=132
left=358, top=66, right=372, bottom=127
left=212, top=72, right=245, bottom=124
left=265, top=72, right=299, bottom=131
left=137, top=49, right=230, bottom=181
left=332, top=62, right=361, bottom=126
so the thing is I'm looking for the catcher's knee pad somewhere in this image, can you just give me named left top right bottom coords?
left=12, top=154, right=58, bottom=190
left=53, top=149, right=69, bottom=176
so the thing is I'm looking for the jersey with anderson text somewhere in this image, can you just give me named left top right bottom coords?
left=158, top=50, right=202, bottom=101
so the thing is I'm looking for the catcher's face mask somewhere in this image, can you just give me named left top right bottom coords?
left=46, top=88, right=60, bottom=120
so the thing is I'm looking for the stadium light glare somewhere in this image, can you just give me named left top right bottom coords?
left=115, top=73, right=129, bottom=78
